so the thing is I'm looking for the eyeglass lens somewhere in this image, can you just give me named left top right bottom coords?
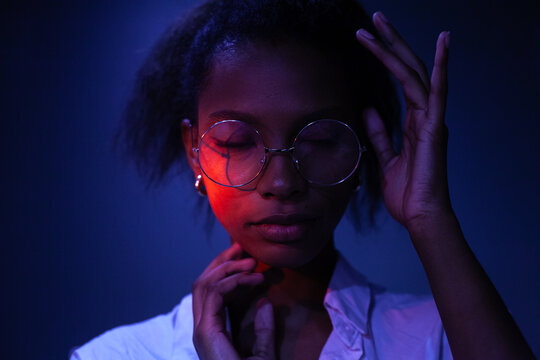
left=198, top=119, right=361, bottom=187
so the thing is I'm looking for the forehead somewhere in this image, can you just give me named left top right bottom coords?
left=197, top=41, right=356, bottom=133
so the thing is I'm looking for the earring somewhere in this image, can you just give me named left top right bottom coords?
left=354, top=174, right=363, bottom=192
left=194, top=174, right=207, bottom=196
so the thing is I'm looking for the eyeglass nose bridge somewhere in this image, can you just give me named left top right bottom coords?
left=191, top=118, right=366, bottom=188
left=259, top=145, right=306, bottom=182
left=265, top=146, right=295, bottom=154
left=263, top=146, right=298, bottom=163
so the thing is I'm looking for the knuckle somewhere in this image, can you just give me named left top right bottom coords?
left=206, top=281, right=226, bottom=296
left=369, top=130, right=389, bottom=146
left=371, top=130, right=386, bottom=140
left=206, top=282, right=219, bottom=293
left=222, top=260, right=235, bottom=275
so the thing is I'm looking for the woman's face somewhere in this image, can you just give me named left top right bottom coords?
left=185, top=41, right=360, bottom=268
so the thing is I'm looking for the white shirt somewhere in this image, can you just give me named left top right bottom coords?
left=71, top=255, right=452, bottom=359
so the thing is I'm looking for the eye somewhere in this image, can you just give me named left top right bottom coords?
left=298, top=130, right=339, bottom=146
left=302, top=136, right=338, bottom=144
left=212, top=138, right=257, bottom=150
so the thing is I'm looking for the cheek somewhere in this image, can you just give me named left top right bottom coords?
left=317, top=184, right=355, bottom=226
left=206, top=185, right=232, bottom=219
left=203, top=174, right=355, bottom=268
left=205, top=181, right=248, bottom=229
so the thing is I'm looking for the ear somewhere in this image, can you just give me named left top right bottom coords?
left=181, top=118, right=200, bottom=176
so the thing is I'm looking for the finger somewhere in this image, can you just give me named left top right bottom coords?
left=363, top=107, right=396, bottom=169
left=203, top=258, right=258, bottom=287
left=372, top=11, right=430, bottom=90
left=204, top=242, right=243, bottom=275
left=356, top=28, right=428, bottom=110
left=193, top=243, right=246, bottom=326
left=194, top=272, right=262, bottom=360
left=196, top=272, right=263, bottom=345
left=252, top=298, right=275, bottom=359
left=201, top=272, right=264, bottom=323
left=193, top=257, right=257, bottom=326
left=428, top=31, right=450, bottom=125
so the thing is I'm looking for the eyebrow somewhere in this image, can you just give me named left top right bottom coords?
left=207, top=106, right=349, bottom=124
left=208, top=110, right=258, bottom=123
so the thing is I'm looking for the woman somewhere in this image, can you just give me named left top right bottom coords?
left=71, top=0, right=534, bottom=358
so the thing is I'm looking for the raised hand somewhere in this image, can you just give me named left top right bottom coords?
left=192, top=243, right=275, bottom=360
left=356, top=12, right=452, bottom=233
left=357, top=14, right=536, bottom=358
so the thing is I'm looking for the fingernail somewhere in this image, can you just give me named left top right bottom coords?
left=256, top=297, right=271, bottom=309
left=445, top=31, right=451, bottom=48
left=375, top=11, right=388, bottom=23
left=357, top=28, right=374, bottom=40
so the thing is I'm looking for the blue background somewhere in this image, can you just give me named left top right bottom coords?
left=2, top=0, right=539, bottom=358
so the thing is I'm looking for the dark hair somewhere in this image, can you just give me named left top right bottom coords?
left=115, top=0, right=401, bottom=231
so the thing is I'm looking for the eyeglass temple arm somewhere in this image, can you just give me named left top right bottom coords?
left=184, top=119, right=197, bottom=153
left=265, top=145, right=368, bottom=153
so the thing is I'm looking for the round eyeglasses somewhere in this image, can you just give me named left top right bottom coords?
left=190, top=119, right=366, bottom=187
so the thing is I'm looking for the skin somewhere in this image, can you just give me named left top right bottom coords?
left=181, top=11, right=534, bottom=360
left=184, top=38, right=354, bottom=360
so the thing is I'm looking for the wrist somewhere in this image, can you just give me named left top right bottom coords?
left=405, top=207, right=460, bottom=242
left=406, top=209, right=470, bottom=278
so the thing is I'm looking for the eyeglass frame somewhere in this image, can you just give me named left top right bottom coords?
left=187, top=118, right=367, bottom=188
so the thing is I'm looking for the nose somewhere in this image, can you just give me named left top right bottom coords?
left=256, top=151, right=307, bottom=200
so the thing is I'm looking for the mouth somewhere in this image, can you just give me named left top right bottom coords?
left=250, top=214, right=316, bottom=243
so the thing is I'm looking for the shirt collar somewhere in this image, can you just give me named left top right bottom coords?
left=324, top=254, right=372, bottom=337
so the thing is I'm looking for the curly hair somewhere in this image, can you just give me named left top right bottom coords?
left=115, top=0, right=401, bottom=230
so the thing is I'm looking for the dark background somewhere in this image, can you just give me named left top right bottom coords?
left=2, top=0, right=539, bottom=358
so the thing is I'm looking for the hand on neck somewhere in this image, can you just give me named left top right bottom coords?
left=253, top=241, right=338, bottom=308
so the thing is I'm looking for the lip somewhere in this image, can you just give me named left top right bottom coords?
left=250, top=214, right=316, bottom=243
left=252, top=213, right=316, bottom=225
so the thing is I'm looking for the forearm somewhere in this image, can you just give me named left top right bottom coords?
left=408, top=212, right=534, bottom=359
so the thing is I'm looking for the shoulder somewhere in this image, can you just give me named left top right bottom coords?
left=331, top=254, right=444, bottom=333
left=371, top=288, right=443, bottom=336
left=327, top=255, right=452, bottom=359
left=70, top=294, right=197, bottom=360
left=369, top=287, right=452, bottom=359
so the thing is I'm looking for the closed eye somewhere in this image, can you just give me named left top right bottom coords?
left=301, top=138, right=338, bottom=146
left=212, top=139, right=257, bottom=149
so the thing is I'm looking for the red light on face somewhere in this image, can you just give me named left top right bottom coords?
left=196, top=41, right=356, bottom=269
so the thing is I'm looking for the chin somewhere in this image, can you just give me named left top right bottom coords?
left=246, top=241, right=323, bottom=269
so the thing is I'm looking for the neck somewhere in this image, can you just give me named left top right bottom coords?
left=228, top=241, right=338, bottom=357
left=254, top=241, right=338, bottom=308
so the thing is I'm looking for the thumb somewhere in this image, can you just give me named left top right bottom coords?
left=251, top=298, right=275, bottom=359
